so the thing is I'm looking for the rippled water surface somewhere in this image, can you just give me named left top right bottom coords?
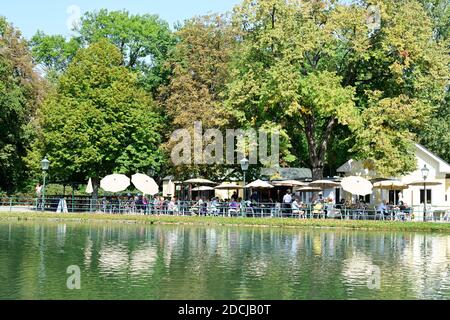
left=0, top=221, right=449, bottom=300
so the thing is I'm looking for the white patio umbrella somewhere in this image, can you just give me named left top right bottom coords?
left=373, top=180, right=409, bottom=190
left=309, top=180, right=340, bottom=190
left=192, top=186, right=215, bottom=191
left=183, top=178, right=217, bottom=185
left=406, top=180, right=442, bottom=187
left=86, top=178, right=94, bottom=194
left=341, top=176, right=373, bottom=196
left=100, top=174, right=130, bottom=193
left=295, top=186, right=322, bottom=192
left=183, top=178, right=216, bottom=200
left=245, top=180, right=274, bottom=189
left=215, top=183, right=244, bottom=200
left=374, top=180, right=409, bottom=204
left=131, top=173, right=159, bottom=196
left=271, top=180, right=308, bottom=187
left=214, top=183, right=243, bottom=190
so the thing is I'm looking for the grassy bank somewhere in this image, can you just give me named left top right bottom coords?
left=0, top=212, right=449, bottom=233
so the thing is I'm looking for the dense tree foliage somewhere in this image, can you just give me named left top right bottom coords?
left=415, top=0, right=450, bottom=163
left=0, top=0, right=449, bottom=194
left=0, top=17, right=44, bottom=193
left=227, top=0, right=448, bottom=179
left=28, top=40, right=164, bottom=198
left=30, top=32, right=80, bottom=81
left=31, top=9, right=174, bottom=93
left=160, top=15, right=237, bottom=180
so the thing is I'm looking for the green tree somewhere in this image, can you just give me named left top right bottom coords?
left=352, top=0, right=448, bottom=176
left=78, top=9, right=175, bottom=92
left=415, top=0, right=450, bottom=163
left=0, top=17, right=44, bottom=193
left=417, top=0, right=450, bottom=42
left=30, top=9, right=175, bottom=93
left=417, top=94, right=450, bottom=163
left=227, top=0, right=448, bottom=179
left=30, top=31, right=80, bottom=82
left=30, top=40, right=164, bottom=198
left=160, top=15, right=237, bottom=180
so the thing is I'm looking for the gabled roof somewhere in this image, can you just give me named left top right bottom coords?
left=336, top=159, right=364, bottom=173
left=415, top=144, right=450, bottom=174
left=337, top=144, right=450, bottom=175
left=261, top=168, right=312, bottom=180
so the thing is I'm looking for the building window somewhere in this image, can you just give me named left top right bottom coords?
left=359, top=194, right=371, bottom=204
left=335, top=188, right=341, bottom=203
left=388, top=190, right=402, bottom=205
left=420, top=189, right=432, bottom=204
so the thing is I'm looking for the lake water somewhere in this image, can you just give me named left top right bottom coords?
left=0, top=221, right=449, bottom=300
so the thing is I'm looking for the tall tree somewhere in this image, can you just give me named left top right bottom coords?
left=227, top=0, right=448, bottom=179
left=352, top=0, right=448, bottom=176
left=160, top=15, right=237, bottom=180
left=415, top=0, right=450, bottom=163
left=0, top=17, right=44, bottom=193
left=29, top=40, right=164, bottom=198
left=31, top=9, right=175, bottom=93
left=30, top=31, right=80, bottom=82
left=417, top=0, right=450, bottom=42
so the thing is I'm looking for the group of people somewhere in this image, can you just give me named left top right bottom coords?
left=376, top=200, right=412, bottom=220
left=100, top=194, right=180, bottom=215
left=91, top=190, right=414, bottom=221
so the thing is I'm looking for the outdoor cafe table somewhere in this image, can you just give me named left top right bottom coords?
left=388, top=207, right=402, bottom=221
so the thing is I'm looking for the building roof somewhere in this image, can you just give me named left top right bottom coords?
left=261, top=168, right=312, bottom=180
left=415, top=144, right=450, bottom=173
left=337, top=144, right=450, bottom=175
left=337, top=159, right=364, bottom=173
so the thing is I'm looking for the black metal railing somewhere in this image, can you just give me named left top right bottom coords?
left=1, top=197, right=449, bottom=222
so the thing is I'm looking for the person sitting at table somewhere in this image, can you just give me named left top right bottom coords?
left=317, top=193, right=324, bottom=204
left=209, top=197, right=220, bottom=216
left=313, top=201, right=324, bottom=218
left=291, top=197, right=299, bottom=216
left=292, top=198, right=305, bottom=219
left=399, top=201, right=407, bottom=211
left=376, top=201, right=388, bottom=216
left=229, top=199, right=240, bottom=216
left=399, top=201, right=412, bottom=220
left=299, top=201, right=308, bottom=217
left=250, top=191, right=258, bottom=204
left=335, top=199, right=346, bottom=210
left=190, top=197, right=202, bottom=216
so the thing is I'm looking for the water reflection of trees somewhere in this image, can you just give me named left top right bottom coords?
left=0, top=222, right=449, bottom=299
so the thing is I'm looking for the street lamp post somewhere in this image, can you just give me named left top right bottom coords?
left=41, top=157, right=50, bottom=212
left=421, top=164, right=429, bottom=222
left=240, top=158, right=249, bottom=200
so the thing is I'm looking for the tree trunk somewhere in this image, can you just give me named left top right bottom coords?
left=311, top=164, right=324, bottom=181
left=302, top=115, right=337, bottom=181
left=92, top=177, right=100, bottom=212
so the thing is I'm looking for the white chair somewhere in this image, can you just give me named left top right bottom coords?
left=442, top=210, right=450, bottom=222
left=426, top=205, right=434, bottom=222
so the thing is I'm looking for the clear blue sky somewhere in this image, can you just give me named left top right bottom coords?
left=1, top=0, right=242, bottom=39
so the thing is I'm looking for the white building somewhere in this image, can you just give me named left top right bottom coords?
left=337, top=144, right=450, bottom=208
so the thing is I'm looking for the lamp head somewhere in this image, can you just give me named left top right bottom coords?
left=240, top=157, right=249, bottom=171
left=421, top=164, right=429, bottom=180
left=41, top=157, right=50, bottom=171
left=147, top=167, right=156, bottom=176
